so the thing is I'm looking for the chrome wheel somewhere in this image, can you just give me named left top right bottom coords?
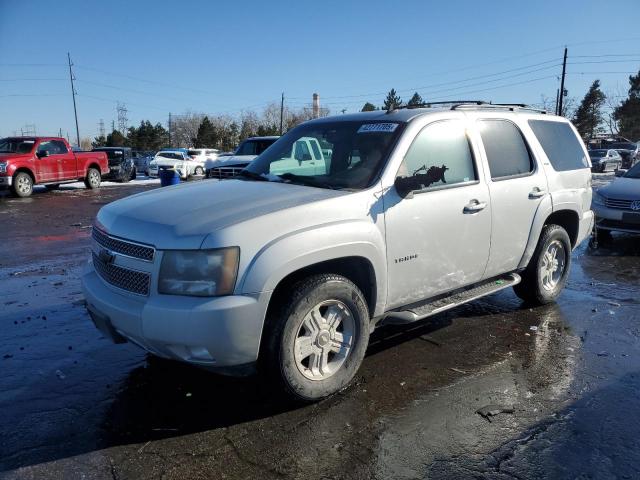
left=294, top=300, right=355, bottom=381
left=16, top=174, right=32, bottom=195
left=195, top=166, right=204, bottom=176
left=540, top=240, right=566, bottom=291
left=89, top=169, right=100, bottom=186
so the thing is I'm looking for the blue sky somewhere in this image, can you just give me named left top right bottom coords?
left=1, top=0, right=639, bottom=141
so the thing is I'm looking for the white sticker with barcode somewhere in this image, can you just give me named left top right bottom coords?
left=357, top=123, right=398, bottom=133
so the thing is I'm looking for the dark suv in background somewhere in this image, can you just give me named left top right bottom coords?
left=92, top=147, right=136, bottom=182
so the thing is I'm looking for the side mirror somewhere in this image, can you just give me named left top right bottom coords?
left=394, top=176, right=417, bottom=198
left=36, top=150, right=49, bottom=158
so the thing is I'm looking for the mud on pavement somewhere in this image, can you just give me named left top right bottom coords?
left=1, top=181, right=640, bottom=479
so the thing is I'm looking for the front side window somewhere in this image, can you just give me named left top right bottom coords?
left=396, top=120, right=477, bottom=190
left=528, top=120, right=588, bottom=171
left=478, top=119, right=534, bottom=179
left=245, top=121, right=404, bottom=190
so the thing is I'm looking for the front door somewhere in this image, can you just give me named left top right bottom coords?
left=475, top=118, right=549, bottom=278
left=384, top=119, right=491, bottom=309
left=34, top=141, right=58, bottom=182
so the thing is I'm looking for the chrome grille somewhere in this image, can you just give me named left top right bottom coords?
left=207, top=166, right=243, bottom=179
left=92, top=227, right=154, bottom=261
left=92, top=252, right=150, bottom=296
left=604, top=198, right=636, bottom=210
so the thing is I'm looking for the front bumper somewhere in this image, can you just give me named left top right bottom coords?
left=82, top=265, right=268, bottom=368
left=593, top=204, right=640, bottom=233
left=0, top=176, right=13, bottom=188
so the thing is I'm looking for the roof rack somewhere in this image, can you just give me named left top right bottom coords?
left=386, top=101, right=547, bottom=114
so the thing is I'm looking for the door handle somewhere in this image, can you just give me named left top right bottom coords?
left=463, top=200, right=487, bottom=214
left=529, top=187, right=547, bottom=199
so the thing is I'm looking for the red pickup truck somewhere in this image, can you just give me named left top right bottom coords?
left=0, top=137, right=109, bottom=197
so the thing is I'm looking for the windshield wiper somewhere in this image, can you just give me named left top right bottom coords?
left=277, top=172, right=337, bottom=190
left=235, top=169, right=268, bottom=181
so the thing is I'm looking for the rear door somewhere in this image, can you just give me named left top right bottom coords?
left=51, top=140, right=76, bottom=179
left=475, top=118, right=549, bottom=278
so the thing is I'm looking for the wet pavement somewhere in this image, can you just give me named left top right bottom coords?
left=1, top=176, right=639, bottom=479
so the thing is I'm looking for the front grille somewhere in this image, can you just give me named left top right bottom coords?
left=92, top=228, right=155, bottom=262
left=92, top=252, right=150, bottom=295
left=207, top=166, right=243, bottom=179
left=604, top=197, right=636, bottom=210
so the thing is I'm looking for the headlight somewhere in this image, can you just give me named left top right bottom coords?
left=0, top=163, right=6, bottom=173
left=592, top=191, right=606, bottom=206
left=158, top=247, right=239, bottom=297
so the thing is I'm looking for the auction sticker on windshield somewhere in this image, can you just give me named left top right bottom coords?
left=357, top=123, right=398, bottom=133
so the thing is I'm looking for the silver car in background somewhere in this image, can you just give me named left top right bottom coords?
left=592, top=161, right=640, bottom=237
left=589, top=149, right=623, bottom=173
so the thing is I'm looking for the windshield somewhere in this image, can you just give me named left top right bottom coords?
left=157, top=152, right=183, bottom=160
left=245, top=121, right=404, bottom=190
left=624, top=162, right=640, bottom=179
left=0, top=138, right=35, bottom=154
left=236, top=138, right=277, bottom=156
left=188, top=150, right=202, bottom=157
left=589, top=150, right=607, bottom=158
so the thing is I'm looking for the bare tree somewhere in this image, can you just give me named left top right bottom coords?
left=170, top=111, right=205, bottom=147
left=80, top=137, right=93, bottom=151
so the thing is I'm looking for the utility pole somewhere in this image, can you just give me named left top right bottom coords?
left=168, top=112, right=172, bottom=146
left=67, top=52, right=80, bottom=146
left=279, top=93, right=284, bottom=135
left=555, top=88, right=560, bottom=115
left=558, top=47, right=568, bottom=117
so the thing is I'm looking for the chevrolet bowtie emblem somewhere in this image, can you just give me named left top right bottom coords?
left=98, top=248, right=115, bottom=265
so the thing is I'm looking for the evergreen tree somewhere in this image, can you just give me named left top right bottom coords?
left=407, top=92, right=424, bottom=107
left=92, top=135, right=107, bottom=148
left=361, top=102, right=377, bottom=112
left=614, top=69, right=640, bottom=141
left=195, top=116, right=218, bottom=148
left=572, top=80, right=606, bottom=139
left=105, top=130, right=127, bottom=147
left=383, top=88, right=403, bottom=110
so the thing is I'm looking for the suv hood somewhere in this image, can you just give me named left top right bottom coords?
left=210, top=155, right=256, bottom=167
left=598, top=176, right=640, bottom=198
left=96, top=179, right=346, bottom=249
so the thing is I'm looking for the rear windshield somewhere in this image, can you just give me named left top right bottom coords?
left=528, top=120, right=588, bottom=171
left=236, top=139, right=277, bottom=156
left=157, top=152, right=183, bottom=160
left=589, top=150, right=607, bottom=158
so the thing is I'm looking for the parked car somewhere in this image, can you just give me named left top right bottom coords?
left=188, top=148, right=220, bottom=165
left=615, top=149, right=635, bottom=170
left=205, top=136, right=278, bottom=178
left=92, top=147, right=136, bottom=182
left=148, top=149, right=204, bottom=179
left=132, top=150, right=151, bottom=176
left=82, top=104, right=593, bottom=401
left=589, top=149, right=622, bottom=172
left=592, top=161, right=640, bottom=237
left=0, top=136, right=108, bottom=197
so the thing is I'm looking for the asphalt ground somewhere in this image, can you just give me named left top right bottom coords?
left=1, top=174, right=639, bottom=479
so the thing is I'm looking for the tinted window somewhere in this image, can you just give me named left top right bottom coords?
left=398, top=120, right=477, bottom=190
left=309, top=140, right=322, bottom=159
left=528, top=120, right=588, bottom=171
left=478, top=120, right=533, bottom=179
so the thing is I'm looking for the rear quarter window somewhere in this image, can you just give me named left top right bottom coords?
left=528, top=120, right=588, bottom=171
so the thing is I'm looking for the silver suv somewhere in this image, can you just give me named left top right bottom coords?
left=82, top=102, right=594, bottom=401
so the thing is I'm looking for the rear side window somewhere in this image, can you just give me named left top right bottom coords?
left=478, top=120, right=534, bottom=179
left=528, top=120, right=588, bottom=171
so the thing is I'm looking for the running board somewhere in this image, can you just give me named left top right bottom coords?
left=383, top=273, right=521, bottom=325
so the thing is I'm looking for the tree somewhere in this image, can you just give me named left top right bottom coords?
left=407, top=92, right=424, bottom=107
left=92, top=135, right=107, bottom=148
left=195, top=116, right=218, bottom=147
left=614, top=69, right=640, bottom=141
left=361, top=102, right=377, bottom=112
left=383, top=88, right=403, bottom=110
left=79, top=137, right=93, bottom=151
left=105, top=129, right=127, bottom=147
left=127, top=120, right=169, bottom=151
left=572, top=80, right=606, bottom=139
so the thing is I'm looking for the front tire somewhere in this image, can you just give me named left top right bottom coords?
left=84, top=167, right=101, bottom=189
left=264, top=274, right=370, bottom=402
left=514, top=224, right=571, bottom=305
left=12, top=172, right=33, bottom=197
left=194, top=166, right=204, bottom=176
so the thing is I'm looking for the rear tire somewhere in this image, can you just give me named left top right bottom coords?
left=130, top=168, right=137, bottom=180
left=513, top=224, right=571, bottom=305
left=194, top=166, right=204, bottom=176
left=12, top=172, right=33, bottom=197
left=84, top=167, right=101, bottom=189
left=263, top=274, right=370, bottom=402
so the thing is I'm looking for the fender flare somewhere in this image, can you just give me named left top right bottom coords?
left=239, top=220, right=387, bottom=316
